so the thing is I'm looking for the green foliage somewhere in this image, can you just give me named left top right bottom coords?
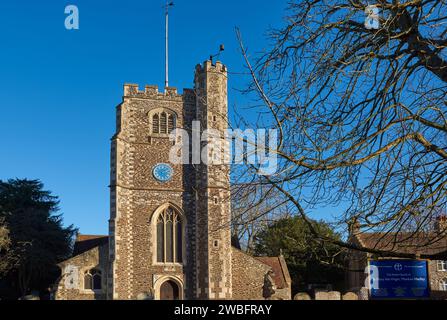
left=0, top=219, right=10, bottom=274
left=253, top=216, right=346, bottom=293
left=0, top=179, right=77, bottom=298
left=0, top=221, right=9, bottom=251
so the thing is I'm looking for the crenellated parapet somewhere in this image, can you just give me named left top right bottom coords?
left=123, top=84, right=196, bottom=104
left=195, top=60, right=228, bottom=75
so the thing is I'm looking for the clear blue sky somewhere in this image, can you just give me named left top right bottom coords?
left=0, top=1, right=288, bottom=235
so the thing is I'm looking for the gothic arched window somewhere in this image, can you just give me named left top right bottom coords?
left=151, top=110, right=176, bottom=135
left=84, top=269, right=102, bottom=290
left=156, top=207, right=183, bottom=264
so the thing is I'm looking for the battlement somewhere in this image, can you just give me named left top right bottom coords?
left=122, top=60, right=226, bottom=103
left=123, top=84, right=195, bottom=103
left=195, top=60, right=227, bottom=75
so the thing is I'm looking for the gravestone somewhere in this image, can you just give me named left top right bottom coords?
left=294, top=293, right=312, bottom=300
left=327, top=291, right=341, bottom=300
left=315, top=291, right=329, bottom=300
left=342, top=292, right=359, bottom=300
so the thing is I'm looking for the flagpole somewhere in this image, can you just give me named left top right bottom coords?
left=165, top=1, right=169, bottom=89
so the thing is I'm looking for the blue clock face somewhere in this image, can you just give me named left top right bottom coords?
left=153, top=163, right=173, bottom=182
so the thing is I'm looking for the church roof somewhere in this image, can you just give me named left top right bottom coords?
left=73, top=234, right=108, bottom=256
left=256, top=256, right=291, bottom=290
left=354, top=232, right=447, bottom=257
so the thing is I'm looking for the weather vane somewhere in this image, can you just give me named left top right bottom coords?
left=210, top=44, right=225, bottom=64
left=164, top=1, right=174, bottom=89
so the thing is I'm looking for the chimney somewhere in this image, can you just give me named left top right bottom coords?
left=434, top=215, right=447, bottom=233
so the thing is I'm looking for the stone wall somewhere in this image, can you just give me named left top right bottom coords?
left=231, top=248, right=271, bottom=300
left=55, top=243, right=109, bottom=300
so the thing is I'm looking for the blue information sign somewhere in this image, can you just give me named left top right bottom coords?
left=369, top=260, right=429, bottom=299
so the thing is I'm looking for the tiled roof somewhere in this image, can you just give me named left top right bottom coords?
left=355, top=232, right=447, bottom=256
left=256, top=256, right=290, bottom=289
left=73, top=234, right=108, bottom=256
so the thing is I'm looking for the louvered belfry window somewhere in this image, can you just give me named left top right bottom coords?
left=152, top=111, right=176, bottom=135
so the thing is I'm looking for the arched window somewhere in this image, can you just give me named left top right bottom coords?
left=156, top=207, right=183, bottom=264
left=84, top=269, right=102, bottom=290
left=440, top=279, right=447, bottom=291
left=150, top=110, right=176, bottom=135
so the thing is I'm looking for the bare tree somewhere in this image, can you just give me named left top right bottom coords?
left=236, top=0, right=447, bottom=259
left=231, top=182, right=292, bottom=253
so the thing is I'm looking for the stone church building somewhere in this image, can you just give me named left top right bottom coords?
left=54, top=60, right=291, bottom=300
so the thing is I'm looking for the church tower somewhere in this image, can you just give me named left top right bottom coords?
left=194, top=61, right=232, bottom=299
left=109, top=60, right=232, bottom=300
left=54, top=59, right=290, bottom=301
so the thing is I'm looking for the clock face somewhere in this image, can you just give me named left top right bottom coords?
left=153, top=163, right=174, bottom=182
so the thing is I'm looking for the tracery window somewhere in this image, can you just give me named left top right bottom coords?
left=156, top=207, right=183, bottom=264
left=84, top=269, right=102, bottom=290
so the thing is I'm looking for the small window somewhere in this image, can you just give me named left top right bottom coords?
left=440, top=279, right=447, bottom=291
left=214, top=240, right=219, bottom=248
left=84, top=269, right=102, bottom=291
left=213, top=116, right=217, bottom=122
left=213, top=197, right=218, bottom=205
left=437, top=260, right=447, bottom=271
